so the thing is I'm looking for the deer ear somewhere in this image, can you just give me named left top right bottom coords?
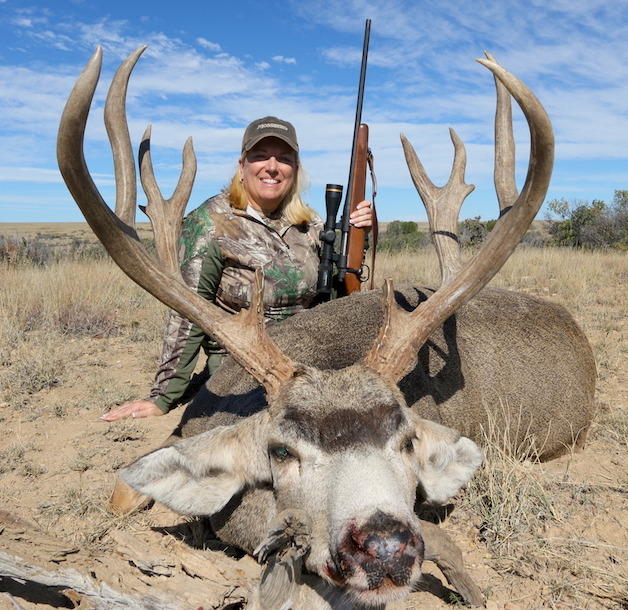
left=413, top=418, right=483, bottom=505
left=120, top=411, right=272, bottom=516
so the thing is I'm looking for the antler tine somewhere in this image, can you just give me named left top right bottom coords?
left=485, top=51, right=519, bottom=214
left=400, top=128, right=475, bottom=286
left=138, top=125, right=195, bottom=277
left=104, top=46, right=146, bottom=227
left=57, top=47, right=298, bottom=402
left=364, top=59, right=553, bottom=382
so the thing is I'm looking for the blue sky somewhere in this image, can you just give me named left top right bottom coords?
left=1, top=0, right=626, bottom=223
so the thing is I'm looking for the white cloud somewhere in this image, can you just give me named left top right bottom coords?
left=0, top=167, right=62, bottom=183
left=272, top=55, right=297, bottom=65
left=0, top=194, right=74, bottom=204
left=13, top=17, right=33, bottom=27
left=197, top=37, right=221, bottom=52
left=1, top=1, right=626, bottom=220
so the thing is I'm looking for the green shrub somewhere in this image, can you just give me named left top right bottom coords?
left=386, top=220, right=419, bottom=237
left=378, top=220, right=429, bottom=251
left=547, top=192, right=627, bottom=248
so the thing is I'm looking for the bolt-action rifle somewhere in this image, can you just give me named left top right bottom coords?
left=317, top=19, right=378, bottom=300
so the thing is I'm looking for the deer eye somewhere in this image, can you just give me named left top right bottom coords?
left=270, top=445, right=295, bottom=463
left=401, top=437, right=415, bottom=453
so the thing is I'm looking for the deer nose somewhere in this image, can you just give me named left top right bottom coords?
left=360, top=530, right=409, bottom=561
left=334, top=512, right=424, bottom=589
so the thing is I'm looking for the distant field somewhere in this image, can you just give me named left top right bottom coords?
left=0, top=219, right=549, bottom=237
left=0, top=222, right=154, bottom=240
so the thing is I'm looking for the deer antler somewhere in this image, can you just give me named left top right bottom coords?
left=401, top=128, right=474, bottom=285
left=363, top=58, right=554, bottom=382
left=405, top=52, right=522, bottom=287
left=57, top=47, right=298, bottom=401
left=486, top=51, right=519, bottom=215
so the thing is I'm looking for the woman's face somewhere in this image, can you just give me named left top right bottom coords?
left=239, top=137, right=297, bottom=215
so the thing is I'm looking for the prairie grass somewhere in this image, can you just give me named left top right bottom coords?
left=0, top=333, right=67, bottom=408
left=456, top=409, right=627, bottom=608
left=461, top=403, right=558, bottom=551
left=376, top=244, right=626, bottom=313
left=0, top=259, right=165, bottom=338
left=0, top=258, right=165, bottom=408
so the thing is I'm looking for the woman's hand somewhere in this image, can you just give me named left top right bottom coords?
left=349, top=200, right=374, bottom=229
left=100, top=399, right=164, bottom=422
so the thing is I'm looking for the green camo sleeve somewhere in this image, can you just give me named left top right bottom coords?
left=153, top=240, right=224, bottom=413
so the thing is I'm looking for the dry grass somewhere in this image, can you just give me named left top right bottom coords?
left=0, top=258, right=166, bottom=409
left=0, top=259, right=164, bottom=338
left=36, top=483, right=134, bottom=547
left=455, top=409, right=627, bottom=608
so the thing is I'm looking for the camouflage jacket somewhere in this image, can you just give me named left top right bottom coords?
left=149, top=192, right=323, bottom=412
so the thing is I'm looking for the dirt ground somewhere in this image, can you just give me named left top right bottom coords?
left=0, top=238, right=626, bottom=609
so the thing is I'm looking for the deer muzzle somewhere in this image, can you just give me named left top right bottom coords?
left=326, top=510, right=424, bottom=602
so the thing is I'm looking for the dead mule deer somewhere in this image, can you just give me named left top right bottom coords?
left=57, top=46, right=594, bottom=608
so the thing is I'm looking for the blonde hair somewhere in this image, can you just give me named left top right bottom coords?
left=227, top=157, right=315, bottom=225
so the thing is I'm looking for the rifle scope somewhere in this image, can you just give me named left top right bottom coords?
left=316, top=184, right=344, bottom=295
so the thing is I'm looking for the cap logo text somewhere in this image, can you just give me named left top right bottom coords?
left=257, top=123, right=288, bottom=131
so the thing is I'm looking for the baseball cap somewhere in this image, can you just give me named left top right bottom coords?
left=241, top=116, right=299, bottom=154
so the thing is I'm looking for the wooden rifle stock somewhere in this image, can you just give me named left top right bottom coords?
left=343, top=124, right=369, bottom=295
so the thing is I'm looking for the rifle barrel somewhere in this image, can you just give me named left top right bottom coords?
left=338, top=18, right=371, bottom=281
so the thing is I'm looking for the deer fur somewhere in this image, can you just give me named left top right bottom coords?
left=175, top=286, right=595, bottom=458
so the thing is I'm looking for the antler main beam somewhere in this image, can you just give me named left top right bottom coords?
left=57, top=47, right=298, bottom=401
left=364, top=58, right=554, bottom=382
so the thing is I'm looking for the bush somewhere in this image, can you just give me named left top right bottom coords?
left=547, top=191, right=628, bottom=249
left=484, top=219, right=498, bottom=232
left=386, top=220, right=419, bottom=237
left=379, top=221, right=429, bottom=251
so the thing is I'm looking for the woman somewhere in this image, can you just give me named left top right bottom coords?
left=102, top=116, right=372, bottom=423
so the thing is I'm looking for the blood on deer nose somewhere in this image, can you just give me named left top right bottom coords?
left=343, top=517, right=423, bottom=589
left=348, top=512, right=422, bottom=558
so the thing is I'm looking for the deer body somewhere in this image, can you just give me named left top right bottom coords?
left=177, top=286, right=595, bottom=462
